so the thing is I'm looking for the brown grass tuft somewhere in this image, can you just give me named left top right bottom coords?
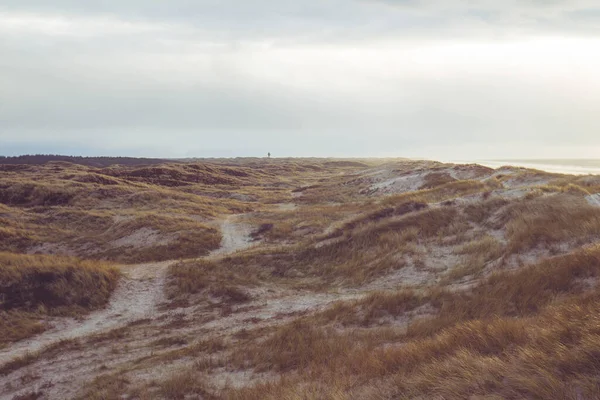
left=0, top=252, right=119, bottom=345
left=167, top=259, right=255, bottom=306
left=504, top=194, right=600, bottom=253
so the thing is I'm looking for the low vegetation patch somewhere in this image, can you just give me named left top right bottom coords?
left=0, top=338, right=82, bottom=376
left=167, top=259, right=255, bottom=306
left=316, top=290, right=427, bottom=327
left=504, top=194, right=600, bottom=252
left=382, top=178, right=502, bottom=206
left=0, top=252, right=119, bottom=346
left=223, top=246, right=600, bottom=399
left=0, top=159, right=363, bottom=263
left=5, top=159, right=600, bottom=400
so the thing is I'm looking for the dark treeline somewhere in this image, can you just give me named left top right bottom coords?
left=0, top=154, right=175, bottom=167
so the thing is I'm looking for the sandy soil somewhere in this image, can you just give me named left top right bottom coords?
left=209, top=214, right=256, bottom=257
left=0, top=201, right=375, bottom=399
left=0, top=261, right=173, bottom=364
left=0, top=215, right=260, bottom=399
left=369, top=170, right=427, bottom=194
left=3, top=163, right=598, bottom=399
left=111, top=228, right=175, bottom=248
left=276, top=203, right=297, bottom=211
left=0, top=207, right=369, bottom=399
left=587, top=193, right=600, bottom=207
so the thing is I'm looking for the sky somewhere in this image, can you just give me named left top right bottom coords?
left=1, top=1, right=600, bottom=160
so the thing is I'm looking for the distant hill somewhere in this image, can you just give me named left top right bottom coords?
left=0, top=154, right=175, bottom=167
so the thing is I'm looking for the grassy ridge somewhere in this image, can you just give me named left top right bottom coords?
left=224, top=245, right=600, bottom=399
left=4, top=159, right=600, bottom=398
left=158, top=164, right=600, bottom=399
left=0, top=160, right=365, bottom=263
left=0, top=252, right=119, bottom=346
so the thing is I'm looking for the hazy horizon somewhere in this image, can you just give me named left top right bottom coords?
left=5, top=153, right=600, bottom=174
left=2, top=1, right=600, bottom=159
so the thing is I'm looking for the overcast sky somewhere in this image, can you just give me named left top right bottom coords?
left=1, top=1, right=600, bottom=159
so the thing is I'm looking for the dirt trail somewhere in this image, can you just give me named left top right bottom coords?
left=0, top=216, right=255, bottom=366
left=209, top=214, right=255, bottom=257
left=0, top=200, right=427, bottom=399
left=0, top=261, right=172, bottom=364
left=2, top=211, right=365, bottom=399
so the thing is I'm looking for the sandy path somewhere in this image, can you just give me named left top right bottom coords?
left=586, top=194, right=600, bottom=207
left=0, top=207, right=383, bottom=399
left=209, top=214, right=255, bottom=257
left=0, top=261, right=173, bottom=364
left=0, top=216, right=254, bottom=365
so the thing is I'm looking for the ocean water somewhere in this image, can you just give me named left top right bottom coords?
left=474, top=160, right=600, bottom=176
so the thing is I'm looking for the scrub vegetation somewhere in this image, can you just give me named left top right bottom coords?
left=0, top=253, right=118, bottom=346
left=2, top=157, right=600, bottom=399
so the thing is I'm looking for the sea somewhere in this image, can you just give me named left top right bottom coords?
left=468, top=160, right=600, bottom=176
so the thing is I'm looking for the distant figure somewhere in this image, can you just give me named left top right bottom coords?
left=267, top=152, right=271, bottom=158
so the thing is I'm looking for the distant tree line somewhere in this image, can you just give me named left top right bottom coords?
left=0, top=154, right=174, bottom=167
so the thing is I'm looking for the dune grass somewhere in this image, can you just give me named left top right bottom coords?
left=381, top=179, right=502, bottom=206
left=0, top=160, right=364, bottom=263
left=221, top=245, right=600, bottom=399
left=167, top=258, right=254, bottom=308
left=167, top=205, right=463, bottom=293
left=231, top=294, right=600, bottom=399
left=0, top=252, right=119, bottom=346
left=5, top=159, right=600, bottom=399
left=315, top=290, right=426, bottom=327
left=504, top=194, right=600, bottom=253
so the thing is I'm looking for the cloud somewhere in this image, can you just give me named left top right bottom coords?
left=0, top=11, right=175, bottom=38
left=3, top=1, right=600, bottom=41
left=1, top=2, right=600, bottom=158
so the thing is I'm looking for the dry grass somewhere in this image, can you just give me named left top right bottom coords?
left=246, top=202, right=369, bottom=244
left=409, top=245, right=600, bottom=337
left=97, top=214, right=221, bottom=262
left=75, top=373, right=133, bottom=400
left=167, top=259, right=255, bottom=306
left=301, top=207, right=460, bottom=284
left=158, top=370, right=216, bottom=399
left=143, top=337, right=226, bottom=366
left=419, top=171, right=457, bottom=189
left=443, top=235, right=505, bottom=282
left=0, top=252, right=119, bottom=346
left=6, top=159, right=600, bottom=399
left=321, top=200, right=428, bottom=240
left=0, top=312, right=47, bottom=348
left=0, top=338, right=82, bottom=376
left=227, top=301, right=600, bottom=399
left=0, top=252, right=119, bottom=312
left=463, top=197, right=509, bottom=227
left=382, top=179, right=502, bottom=206
left=0, top=160, right=365, bottom=262
left=230, top=319, right=359, bottom=373
left=316, top=290, right=426, bottom=327
left=171, top=203, right=466, bottom=291
left=279, top=242, right=598, bottom=338
left=456, top=235, right=504, bottom=259
left=385, top=295, right=600, bottom=399
left=504, top=194, right=600, bottom=253
left=223, top=245, right=600, bottom=399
